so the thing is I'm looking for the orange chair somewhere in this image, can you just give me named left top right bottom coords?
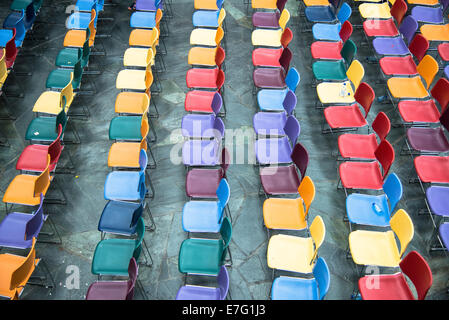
left=115, top=87, right=158, bottom=118
left=188, top=46, right=226, bottom=69
left=63, top=9, right=97, bottom=48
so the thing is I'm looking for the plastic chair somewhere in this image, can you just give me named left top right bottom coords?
left=305, top=1, right=349, bottom=23
left=190, top=26, right=224, bottom=47
left=1, top=10, right=25, bottom=47
left=253, top=113, right=297, bottom=137
left=252, top=47, right=291, bottom=68
left=358, top=251, right=432, bottom=300
left=116, top=64, right=154, bottom=92
left=33, top=72, right=75, bottom=115
left=251, top=17, right=289, bottom=47
left=414, top=155, right=449, bottom=184
left=86, top=258, right=139, bottom=300
left=46, top=53, right=84, bottom=91
left=407, top=0, right=439, bottom=5
left=135, top=0, right=164, bottom=11
left=25, top=106, right=69, bottom=143
left=176, top=266, right=229, bottom=300
left=271, top=257, right=330, bottom=300
left=420, top=23, right=449, bottom=42
left=312, top=19, right=353, bottom=43
left=11, top=0, right=43, bottom=12
left=253, top=64, right=296, bottom=91
left=310, top=32, right=355, bottom=61
left=129, top=27, right=159, bottom=48
left=130, top=9, right=162, bottom=29
left=76, top=0, right=104, bottom=12
left=251, top=0, right=277, bottom=10
left=363, top=0, right=407, bottom=37
left=349, top=209, right=414, bottom=268
left=251, top=27, right=293, bottom=67
left=411, top=0, right=449, bottom=24
left=186, top=68, right=225, bottom=90
left=259, top=142, right=309, bottom=196
left=359, top=0, right=395, bottom=20
left=56, top=29, right=91, bottom=69
left=0, top=49, right=8, bottom=88
left=188, top=46, right=225, bottom=69
left=66, top=7, right=97, bottom=30
left=193, top=8, right=226, bottom=28
left=181, top=114, right=225, bottom=139
left=339, top=140, right=395, bottom=191
left=252, top=8, right=290, bottom=29
left=4, top=29, right=18, bottom=69
left=194, top=0, right=223, bottom=10
left=4, top=2, right=35, bottom=31
left=185, top=91, right=223, bottom=114
left=179, top=217, right=232, bottom=276
left=346, top=173, right=402, bottom=227
left=124, top=47, right=154, bottom=69
left=258, top=88, right=297, bottom=113
left=267, top=215, right=325, bottom=274
left=438, top=43, right=449, bottom=62
left=313, top=53, right=359, bottom=82
left=182, top=138, right=222, bottom=166
left=63, top=9, right=96, bottom=48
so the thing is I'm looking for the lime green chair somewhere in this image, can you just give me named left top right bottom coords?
left=46, top=55, right=84, bottom=91
left=55, top=28, right=91, bottom=70
left=178, top=217, right=232, bottom=276
left=91, top=218, right=152, bottom=277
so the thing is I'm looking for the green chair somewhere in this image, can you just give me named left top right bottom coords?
left=46, top=54, right=84, bottom=91
left=11, top=0, right=42, bottom=12
left=109, top=116, right=144, bottom=141
left=178, top=217, right=232, bottom=276
left=55, top=28, right=91, bottom=70
left=91, top=217, right=152, bottom=277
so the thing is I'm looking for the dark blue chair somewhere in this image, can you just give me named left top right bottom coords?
left=0, top=9, right=26, bottom=47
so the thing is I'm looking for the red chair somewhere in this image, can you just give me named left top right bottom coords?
left=5, top=28, right=18, bottom=69
left=252, top=50, right=292, bottom=89
left=185, top=91, right=223, bottom=114
left=362, top=0, right=407, bottom=37
left=186, top=68, right=225, bottom=90
left=16, top=124, right=64, bottom=173
left=414, top=155, right=449, bottom=184
left=251, top=27, right=293, bottom=68
left=398, top=78, right=449, bottom=124
left=438, top=43, right=449, bottom=63
left=339, top=140, right=395, bottom=191
left=323, top=82, right=375, bottom=133
left=310, top=20, right=353, bottom=60
left=252, top=47, right=292, bottom=69
left=338, top=111, right=390, bottom=160
left=358, top=251, right=432, bottom=300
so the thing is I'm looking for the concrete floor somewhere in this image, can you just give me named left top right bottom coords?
left=0, top=0, right=448, bottom=300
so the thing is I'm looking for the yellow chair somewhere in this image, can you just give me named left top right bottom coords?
left=420, top=24, right=449, bottom=42
left=3, top=156, right=51, bottom=208
left=0, top=49, right=8, bottom=89
left=263, top=176, right=315, bottom=231
left=408, top=0, right=439, bottom=5
left=124, top=47, right=155, bottom=68
left=251, top=11, right=290, bottom=47
left=190, top=26, right=224, bottom=47
left=252, top=0, right=277, bottom=9
left=195, top=0, right=222, bottom=10
left=359, top=0, right=393, bottom=19
left=348, top=209, right=414, bottom=268
left=63, top=9, right=96, bottom=48
left=116, top=64, right=153, bottom=91
left=267, top=215, right=325, bottom=274
left=33, top=73, right=75, bottom=115
left=316, top=60, right=365, bottom=105
left=129, top=27, right=159, bottom=49
left=304, top=0, right=331, bottom=6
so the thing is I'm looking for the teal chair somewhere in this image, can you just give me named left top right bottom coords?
left=46, top=55, right=84, bottom=91
left=178, top=217, right=232, bottom=276
left=91, top=217, right=153, bottom=278
left=55, top=28, right=92, bottom=71
left=11, top=0, right=42, bottom=12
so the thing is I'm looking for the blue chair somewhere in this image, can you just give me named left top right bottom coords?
left=312, top=3, right=352, bottom=41
left=76, top=0, right=104, bottom=12
left=258, top=89, right=297, bottom=113
left=305, top=0, right=345, bottom=23
left=346, top=173, right=403, bottom=227
left=192, top=9, right=223, bottom=28
left=257, top=68, right=300, bottom=113
left=271, top=257, right=330, bottom=300
left=4, top=3, right=35, bottom=31
left=66, top=5, right=98, bottom=30
left=130, top=10, right=159, bottom=29
left=182, top=179, right=231, bottom=233
left=0, top=10, right=26, bottom=47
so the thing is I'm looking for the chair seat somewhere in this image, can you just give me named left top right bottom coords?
left=182, top=139, right=221, bottom=166
left=398, top=99, right=441, bottom=124
left=255, top=137, right=293, bottom=165
left=267, top=234, right=314, bottom=273
left=252, top=48, right=283, bottom=67
left=253, top=112, right=287, bottom=136
left=379, top=56, right=417, bottom=76
left=130, top=11, right=157, bottom=29
left=116, top=69, right=147, bottom=90
left=257, top=88, right=289, bottom=111
left=359, top=273, right=415, bottom=300
left=310, top=41, right=343, bottom=60
left=194, top=0, right=221, bottom=10
left=304, top=0, right=330, bottom=5
left=25, top=117, right=59, bottom=142
left=86, top=281, right=128, bottom=300
left=0, top=212, right=42, bottom=249
left=445, top=66, right=449, bottom=80
left=359, top=2, right=392, bottom=19
left=91, top=239, right=136, bottom=276
left=349, top=230, right=401, bottom=267
left=411, top=6, right=443, bottom=24
left=181, top=114, right=223, bottom=139
left=253, top=68, right=286, bottom=89
left=251, top=28, right=283, bottom=47
left=16, top=144, right=61, bottom=172
left=407, top=127, right=449, bottom=153
left=317, top=81, right=355, bottom=104
left=136, top=0, right=163, bottom=11
left=252, top=11, right=280, bottom=28
left=193, top=10, right=221, bottom=28
left=124, top=47, right=153, bottom=68
left=190, top=28, right=218, bottom=46
left=339, top=161, right=384, bottom=190
left=186, top=168, right=223, bottom=198
left=186, top=68, right=219, bottom=89
left=263, top=198, right=307, bottom=230
left=67, top=12, right=96, bottom=30
left=46, top=68, right=80, bottom=90
left=373, top=36, right=408, bottom=56
left=3, top=174, right=49, bottom=206
left=76, top=0, right=103, bottom=11
left=338, top=133, right=378, bottom=159
left=115, top=92, right=149, bottom=115
left=178, top=238, right=223, bottom=275
left=64, top=29, right=93, bottom=48
left=185, top=90, right=217, bottom=113
left=304, top=6, right=336, bottom=23
left=182, top=201, right=222, bottom=233
left=324, top=104, right=368, bottom=129
left=10, top=0, right=32, bottom=11
left=414, top=156, right=449, bottom=183
left=260, top=164, right=300, bottom=195
left=346, top=193, right=390, bottom=227
left=129, top=28, right=157, bottom=47
left=407, top=0, right=439, bottom=4
left=4, top=10, right=34, bottom=31
left=438, top=43, right=449, bottom=61
left=98, top=201, right=141, bottom=236
left=188, top=47, right=217, bottom=67
left=312, top=60, right=347, bottom=81
left=109, top=116, right=142, bottom=141
left=387, top=76, right=429, bottom=99
left=176, top=285, right=221, bottom=300
left=363, top=18, right=399, bottom=37
left=271, top=277, right=319, bottom=300
left=104, top=171, right=143, bottom=201
left=439, top=223, right=449, bottom=249
left=0, top=29, right=21, bottom=48
left=55, top=48, right=87, bottom=68
left=108, top=142, right=142, bottom=168
left=0, top=253, right=38, bottom=299
left=312, top=23, right=341, bottom=41
left=420, top=24, right=449, bottom=41
left=426, top=186, right=449, bottom=217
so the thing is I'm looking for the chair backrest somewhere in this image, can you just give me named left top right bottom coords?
left=61, top=72, right=74, bottom=109
left=408, top=34, right=429, bottom=63
left=213, top=116, right=225, bottom=139
left=399, top=251, right=432, bottom=300
left=220, top=217, right=232, bottom=250
left=81, top=32, right=91, bottom=65
left=87, top=9, right=97, bottom=44
left=215, top=27, right=224, bottom=46
left=372, top=111, right=391, bottom=142
left=282, top=89, right=297, bottom=116
left=217, top=266, right=230, bottom=300
left=340, top=39, right=357, bottom=66
left=216, top=69, right=225, bottom=90
left=215, top=47, right=226, bottom=69
left=73, top=54, right=84, bottom=85
left=130, top=202, right=144, bottom=229
left=277, top=0, right=288, bottom=11
left=145, top=66, right=154, bottom=89
left=138, top=148, right=148, bottom=172
left=313, top=257, right=330, bottom=300
left=145, top=48, right=154, bottom=67
left=399, top=15, right=418, bottom=44
left=390, top=209, right=414, bottom=258
left=417, top=55, right=439, bottom=90
left=25, top=2, right=36, bottom=24
left=216, top=178, right=230, bottom=218
left=133, top=217, right=146, bottom=261
left=374, top=140, right=395, bottom=180
left=48, top=124, right=63, bottom=166
left=354, top=82, right=374, bottom=118
left=217, top=8, right=226, bottom=26
left=346, top=59, right=364, bottom=90
left=220, top=147, right=230, bottom=174
left=337, top=2, right=352, bottom=24
left=391, top=0, right=407, bottom=26
left=442, top=0, right=449, bottom=12
left=34, top=155, right=51, bottom=197
left=284, top=115, right=300, bottom=146
left=0, top=49, right=6, bottom=82
left=383, top=173, right=403, bottom=215
left=339, top=20, right=353, bottom=44
left=281, top=27, right=293, bottom=48
left=211, top=92, right=223, bottom=115
left=216, top=0, right=224, bottom=9
left=56, top=99, right=68, bottom=133
left=126, top=258, right=139, bottom=300
left=285, top=67, right=300, bottom=92
left=310, top=215, right=326, bottom=263
left=279, top=47, right=292, bottom=73
left=5, top=28, right=17, bottom=67
left=12, top=10, right=26, bottom=42
left=10, top=238, right=37, bottom=291
left=431, top=78, right=449, bottom=113
left=278, top=9, right=290, bottom=30
left=25, top=194, right=44, bottom=241
left=291, top=142, right=309, bottom=180
left=298, top=176, right=315, bottom=217
left=439, top=104, right=449, bottom=132
left=32, top=0, right=43, bottom=11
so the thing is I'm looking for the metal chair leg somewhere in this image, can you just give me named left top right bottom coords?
left=144, top=201, right=156, bottom=231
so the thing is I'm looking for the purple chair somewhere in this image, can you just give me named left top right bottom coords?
left=259, top=142, right=309, bottom=196
left=253, top=114, right=299, bottom=137
left=181, top=114, right=225, bottom=140
left=439, top=223, right=449, bottom=250
left=183, top=138, right=222, bottom=167
left=372, top=15, right=418, bottom=56
left=86, top=258, right=140, bottom=300
left=406, top=106, right=449, bottom=154
left=252, top=0, right=287, bottom=28
left=253, top=54, right=293, bottom=90
left=176, top=266, right=229, bottom=300
left=411, top=0, right=449, bottom=24
left=136, top=0, right=163, bottom=11
left=426, top=186, right=449, bottom=251
left=255, top=116, right=300, bottom=165
left=445, top=65, right=449, bottom=80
